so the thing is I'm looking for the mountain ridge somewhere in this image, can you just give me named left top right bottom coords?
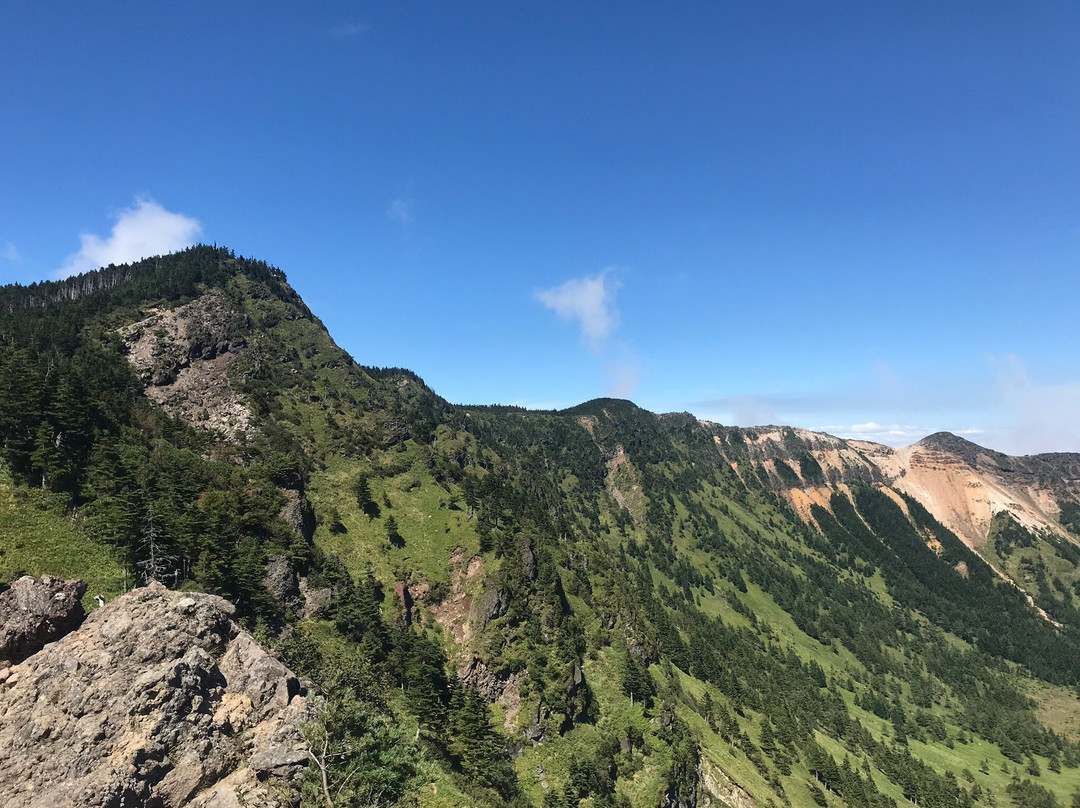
left=5, top=246, right=1080, bottom=808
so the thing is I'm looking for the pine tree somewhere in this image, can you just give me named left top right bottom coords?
left=137, top=504, right=177, bottom=585
left=448, top=684, right=517, bottom=799
left=300, top=684, right=416, bottom=808
left=385, top=515, right=402, bottom=547
left=29, top=421, right=59, bottom=490
left=356, top=474, right=379, bottom=518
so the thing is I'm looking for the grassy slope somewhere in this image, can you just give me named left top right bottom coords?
left=299, top=428, right=1080, bottom=807
left=0, top=463, right=128, bottom=609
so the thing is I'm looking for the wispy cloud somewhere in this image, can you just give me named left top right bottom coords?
left=536, top=270, right=640, bottom=398
left=726, top=397, right=780, bottom=427
left=55, top=197, right=202, bottom=279
left=816, top=422, right=965, bottom=446
left=387, top=198, right=414, bottom=227
left=1, top=241, right=19, bottom=262
left=693, top=355, right=1080, bottom=454
left=333, top=22, right=370, bottom=38
left=988, top=354, right=1080, bottom=454
left=694, top=369, right=987, bottom=417
left=536, top=271, right=620, bottom=354
left=605, top=349, right=640, bottom=399
left=692, top=361, right=980, bottom=445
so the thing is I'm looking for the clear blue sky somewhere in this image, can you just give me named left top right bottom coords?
left=2, top=2, right=1078, bottom=453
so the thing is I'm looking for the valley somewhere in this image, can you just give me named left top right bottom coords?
left=3, top=248, right=1080, bottom=808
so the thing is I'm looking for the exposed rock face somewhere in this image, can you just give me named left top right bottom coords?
left=297, top=579, right=332, bottom=619
left=393, top=580, right=422, bottom=626
left=714, top=424, right=1080, bottom=552
left=428, top=550, right=483, bottom=646
left=278, top=489, right=315, bottom=545
left=263, top=554, right=302, bottom=614
left=0, top=575, right=87, bottom=664
left=0, top=582, right=311, bottom=808
left=707, top=424, right=1080, bottom=612
left=473, top=584, right=509, bottom=630
left=699, top=758, right=756, bottom=808
left=458, top=656, right=513, bottom=702
left=120, top=294, right=253, bottom=439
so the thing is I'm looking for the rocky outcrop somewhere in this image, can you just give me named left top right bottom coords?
left=0, top=575, right=87, bottom=664
left=458, top=656, right=514, bottom=702
left=709, top=424, right=1080, bottom=586
left=699, top=758, right=756, bottom=808
left=473, top=584, right=509, bottom=630
left=0, top=582, right=312, bottom=808
left=297, top=579, right=332, bottom=619
left=561, top=662, right=593, bottom=731
left=278, top=489, right=315, bottom=545
left=120, top=294, right=252, bottom=439
left=263, top=555, right=302, bottom=615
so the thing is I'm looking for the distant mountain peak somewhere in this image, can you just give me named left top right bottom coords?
left=915, top=431, right=1004, bottom=464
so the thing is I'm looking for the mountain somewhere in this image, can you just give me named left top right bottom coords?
left=3, top=246, right=1080, bottom=808
left=702, top=424, right=1080, bottom=632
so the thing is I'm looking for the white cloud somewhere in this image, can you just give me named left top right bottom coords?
left=824, top=422, right=928, bottom=445
left=536, top=271, right=620, bottom=353
left=692, top=356, right=1080, bottom=454
left=2, top=241, right=20, bottom=262
left=55, top=197, right=202, bottom=278
left=988, top=355, right=1080, bottom=454
left=387, top=198, right=413, bottom=227
left=706, top=396, right=780, bottom=427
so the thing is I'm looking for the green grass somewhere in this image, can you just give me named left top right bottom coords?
left=308, top=450, right=479, bottom=590
left=0, top=464, right=128, bottom=609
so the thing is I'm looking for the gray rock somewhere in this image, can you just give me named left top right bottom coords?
left=263, top=555, right=301, bottom=612
left=473, top=585, right=509, bottom=629
left=298, top=579, right=331, bottom=618
left=278, top=489, right=315, bottom=544
left=458, top=656, right=511, bottom=702
left=0, top=575, right=87, bottom=664
left=0, top=582, right=311, bottom=808
left=250, top=745, right=309, bottom=778
left=518, top=536, right=537, bottom=581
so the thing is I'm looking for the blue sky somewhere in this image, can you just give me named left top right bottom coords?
left=2, top=2, right=1078, bottom=453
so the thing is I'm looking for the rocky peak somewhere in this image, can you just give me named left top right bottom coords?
left=0, top=582, right=311, bottom=808
left=914, top=431, right=1001, bottom=465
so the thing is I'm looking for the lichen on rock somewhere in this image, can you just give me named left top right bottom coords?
left=0, top=582, right=311, bottom=808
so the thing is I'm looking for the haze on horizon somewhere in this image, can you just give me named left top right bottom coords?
left=1, top=3, right=1077, bottom=455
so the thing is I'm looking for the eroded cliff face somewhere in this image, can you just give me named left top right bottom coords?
left=0, top=582, right=311, bottom=808
left=871, top=434, right=1080, bottom=549
left=120, top=294, right=253, bottom=440
left=717, top=426, right=1080, bottom=550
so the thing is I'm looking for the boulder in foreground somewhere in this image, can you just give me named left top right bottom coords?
left=0, top=582, right=311, bottom=808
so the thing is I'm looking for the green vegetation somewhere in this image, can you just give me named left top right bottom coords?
left=6, top=246, right=1080, bottom=806
left=0, top=463, right=127, bottom=606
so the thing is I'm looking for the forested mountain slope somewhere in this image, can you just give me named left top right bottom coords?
left=4, top=246, right=1080, bottom=808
